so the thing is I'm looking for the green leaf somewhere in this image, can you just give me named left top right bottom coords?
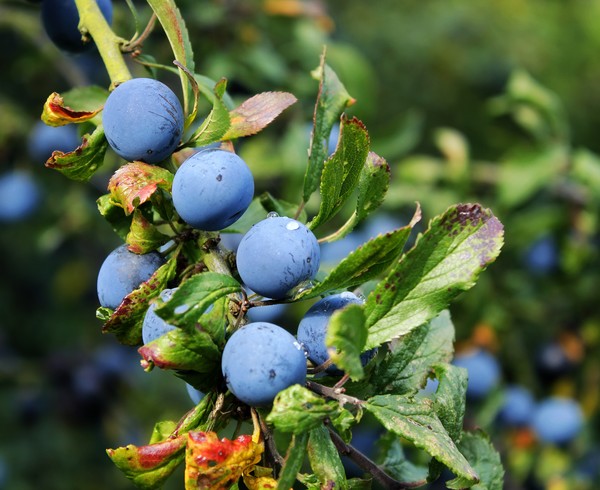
left=319, top=151, right=391, bottom=242
left=277, top=432, right=309, bottom=490
left=154, top=272, right=241, bottom=330
left=302, top=52, right=355, bottom=202
left=325, top=304, right=368, bottom=380
left=367, top=310, right=455, bottom=396
left=347, top=478, right=373, bottom=490
left=267, top=384, right=340, bottom=434
left=308, top=424, right=348, bottom=490
left=61, top=85, right=109, bottom=115
left=329, top=408, right=359, bottom=444
left=309, top=116, right=370, bottom=230
left=126, top=209, right=171, bottom=254
left=365, top=203, right=504, bottom=349
left=45, top=124, right=107, bottom=181
left=138, top=321, right=221, bottom=375
left=97, top=194, right=133, bottom=241
left=101, top=256, right=178, bottom=345
left=431, top=363, right=468, bottom=442
left=194, top=73, right=235, bottom=109
left=377, top=433, right=429, bottom=485
left=187, top=78, right=231, bottom=147
left=365, top=395, right=479, bottom=485
left=108, top=161, right=174, bottom=215
left=146, top=0, right=195, bottom=115
left=497, top=145, right=568, bottom=209
left=489, top=69, right=568, bottom=142
left=446, top=431, right=504, bottom=490
left=149, top=420, right=178, bottom=444
left=297, top=205, right=421, bottom=300
left=354, top=152, right=391, bottom=223
left=223, top=92, right=297, bottom=139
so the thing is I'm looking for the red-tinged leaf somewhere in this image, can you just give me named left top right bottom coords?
left=41, top=92, right=103, bottom=126
left=107, top=435, right=187, bottom=489
left=126, top=209, right=171, bottom=254
left=102, top=257, right=177, bottom=345
left=223, top=92, right=297, bottom=139
left=108, top=161, right=174, bottom=215
left=45, top=125, right=108, bottom=181
left=185, top=431, right=264, bottom=490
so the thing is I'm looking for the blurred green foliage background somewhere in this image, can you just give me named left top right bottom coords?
left=1, top=0, right=599, bottom=489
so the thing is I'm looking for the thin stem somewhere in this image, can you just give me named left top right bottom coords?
left=125, top=13, right=157, bottom=52
left=75, top=0, right=132, bottom=86
left=318, top=211, right=358, bottom=243
left=257, top=412, right=284, bottom=470
left=327, top=427, right=427, bottom=490
left=201, top=238, right=233, bottom=276
left=307, top=358, right=334, bottom=374
left=204, top=392, right=226, bottom=432
left=305, top=380, right=363, bottom=407
left=294, top=200, right=306, bottom=220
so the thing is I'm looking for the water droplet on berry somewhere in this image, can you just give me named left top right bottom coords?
left=286, top=221, right=300, bottom=230
left=267, top=211, right=279, bottom=218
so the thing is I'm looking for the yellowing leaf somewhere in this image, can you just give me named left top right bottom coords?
left=223, top=92, right=297, bottom=139
left=106, top=435, right=187, bottom=489
left=41, top=92, right=102, bottom=126
left=243, top=466, right=278, bottom=490
left=185, top=431, right=264, bottom=490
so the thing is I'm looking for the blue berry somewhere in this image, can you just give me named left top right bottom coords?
left=102, top=78, right=184, bottom=164
left=236, top=216, right=320, bottom=299
left=97, top=244, right=164, bottom=309
left=186, top=383, right=204, bottom=405
left=297, top=292, right=375, bottom=374
left=524, top=235, right=558, bottom=275
left=172, top=149, right=254, bottom=231
left=498, top=385, right=535, bottom=426
left=28, top=122, right=80, bottom=162
left=142, top=288, right=177, bottom=344
left=42, top=0, right=113, bottom=53
left=452, top=349, right=500, bottom=399
left=0, top=170, right=41, bottom=222
left=532, top=396, right=583, bottom=444
left=221, top=322, right=307, bottom=406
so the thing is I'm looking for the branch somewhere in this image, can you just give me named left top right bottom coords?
left=327, top=427, right=427, bottom=490
left=75, top=0, right=132, bottom=86
left=257, top=411, right=284, bottom=472
left=305, top=380, right=363, bottom=407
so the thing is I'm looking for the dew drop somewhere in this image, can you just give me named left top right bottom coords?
left=286, top=221, right=300, bottom=230
left=267, top=211, right=279, bottom=219
left=175, top=304, right=190, bottom=315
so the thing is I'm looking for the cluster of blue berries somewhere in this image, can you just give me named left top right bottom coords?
left=93, top=72, right=381, bottom=408
left=448, top=347, right=584, bottom=445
